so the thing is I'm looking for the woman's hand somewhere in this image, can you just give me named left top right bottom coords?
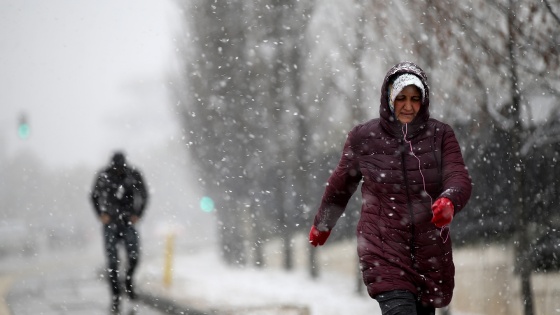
left=431, top=197, right=454, bottom=227
left=309, top=225, right=332, bottom=247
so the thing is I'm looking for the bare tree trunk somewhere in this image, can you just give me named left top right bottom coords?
left=250, top=201, right=265, bottom=268
left=309, top=246, right=319, bottom=278
left=350, top=0, right=368, bottom=126
left=275, top=173, right=293, bottom=270
left=508, top=2, right=534, bottom=314
left=355, top=257, right=363, bottom=294
left=353, top=0, right=368, bottom=292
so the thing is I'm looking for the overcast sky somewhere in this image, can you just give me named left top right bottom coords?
left=0, top=0, right=181, bottom=169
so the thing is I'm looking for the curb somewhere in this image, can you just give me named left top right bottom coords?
left=137, top=290, right=214, bottom=315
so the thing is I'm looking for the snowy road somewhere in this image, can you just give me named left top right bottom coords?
left=0, top=247, right=198, bottom=315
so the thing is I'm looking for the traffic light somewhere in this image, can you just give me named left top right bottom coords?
left=17, top=114, right=30, bottom=140
left=200, top=196, right=215, bottom=213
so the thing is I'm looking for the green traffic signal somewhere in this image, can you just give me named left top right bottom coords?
left=200, top=196, right=215, bottom=213
left=18, top=123, right=30, bottom=139
left=18, top=114, right=30, bottom=140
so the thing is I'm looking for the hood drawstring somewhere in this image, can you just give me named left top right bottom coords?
left=402, top=123, right=449, bottom=243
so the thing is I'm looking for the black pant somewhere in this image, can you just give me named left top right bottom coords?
left=103, top=223, right=140, bottom=298
left=375, top=290, right=436, bottom=315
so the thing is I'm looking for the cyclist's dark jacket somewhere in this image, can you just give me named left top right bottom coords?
left=91, top=163, right=148, bottom=226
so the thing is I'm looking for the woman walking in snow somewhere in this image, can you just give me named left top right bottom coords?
left=308, top=61, right=472, bottom=315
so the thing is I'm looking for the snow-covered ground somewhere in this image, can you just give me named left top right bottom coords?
left=137, top=233, right=482, bottom=315
left=139, top=234, right=379, bottom=315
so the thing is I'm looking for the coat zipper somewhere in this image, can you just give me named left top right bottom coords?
left=400, top=147, right=416, bottom=263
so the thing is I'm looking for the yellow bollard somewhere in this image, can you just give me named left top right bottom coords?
left=163, top=232, right=175, bottom=288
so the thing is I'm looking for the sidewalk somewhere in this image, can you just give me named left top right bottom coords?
left=0, top=248, right=163, bottom=315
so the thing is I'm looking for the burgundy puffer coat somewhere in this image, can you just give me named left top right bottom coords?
left=313, top=62, right=472, bottom=308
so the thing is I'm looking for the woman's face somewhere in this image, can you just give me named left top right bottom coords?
left=394, top=85, right=422, bottom=124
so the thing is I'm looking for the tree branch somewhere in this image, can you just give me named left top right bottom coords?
left=543, top=0, right=560, bottom=25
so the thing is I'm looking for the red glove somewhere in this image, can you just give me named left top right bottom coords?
left=431, top=197, right=454, bottom=227
left=309, top=225, right=331, bottom=247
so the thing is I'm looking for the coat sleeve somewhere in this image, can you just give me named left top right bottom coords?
left=438, top=125, right=472, bottom=214
left=132, top=170, right=149, bottom=217
left=313, top=127, right=363, bottom=231
left=90, top=172, right=104, bottom=216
